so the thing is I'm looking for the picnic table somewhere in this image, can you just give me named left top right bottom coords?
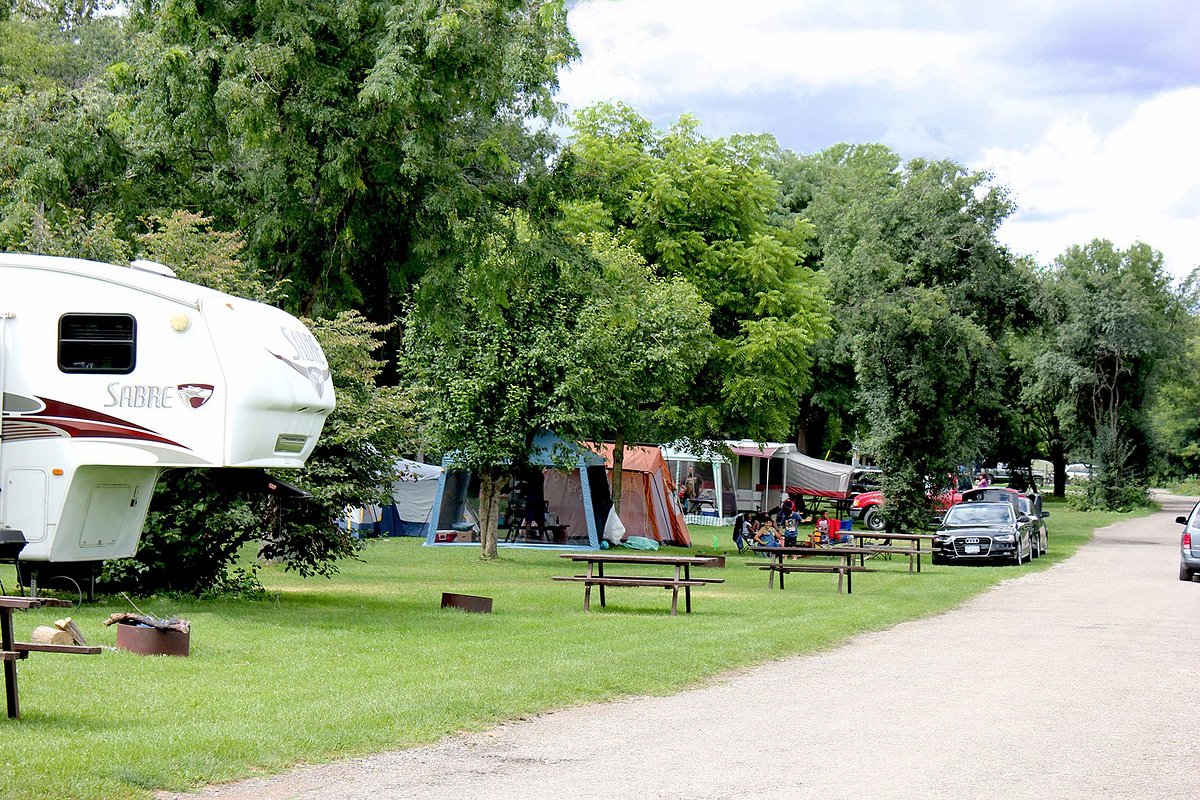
left=750, top=546, right=894, bottom=594
left=552, top=552, right=723, bottom=615
left=504, top=524, right=570, bottom=544
left=847, top=532, right=937, bottom=573
left=1, top=595, right=101, bottom=719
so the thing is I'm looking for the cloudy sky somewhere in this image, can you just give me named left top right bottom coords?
left=556, top=0, right=1200, bottom=278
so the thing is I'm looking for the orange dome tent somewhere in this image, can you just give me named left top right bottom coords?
left=594, top=443, right=691, bottom=547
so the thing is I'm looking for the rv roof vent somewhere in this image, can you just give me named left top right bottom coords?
left=129, top=259, right=177, bottom=278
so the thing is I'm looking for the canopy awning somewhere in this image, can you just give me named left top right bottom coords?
left=726, top=440, right=796, bottom=459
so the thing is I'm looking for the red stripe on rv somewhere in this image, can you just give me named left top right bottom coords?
left=33, top=397, right=158, bottom=432
left=33, top=418, right=184, bottom=448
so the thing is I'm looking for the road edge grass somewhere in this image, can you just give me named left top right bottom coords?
left=0, top=499, right=1152, bottom=800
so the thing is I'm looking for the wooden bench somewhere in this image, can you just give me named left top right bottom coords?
left=12, top=642, right=102, bottom=655
left=553, top=553, right=725, bottom=615
left=849, top=532, right=936, bottom=573
left=749, top=562, right=872, bottom=593
left=551, top=575, right=723, bottom=615
left=857, top=545, right=920, bottom=571
left=2, top=596, right=101, bottom=720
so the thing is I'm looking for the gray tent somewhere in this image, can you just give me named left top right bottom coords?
left=351, top=459, right=443, bottom=536
left=781, top=452, right=857, bottom=499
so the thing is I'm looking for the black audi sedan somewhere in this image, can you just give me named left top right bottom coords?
left=932, top=501, right=1035, bottom=565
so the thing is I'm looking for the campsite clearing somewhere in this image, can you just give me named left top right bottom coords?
left=0, top=500, right=1137, bottom=800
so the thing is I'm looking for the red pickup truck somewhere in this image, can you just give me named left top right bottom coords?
left=849, top=486, right=963, bottom=532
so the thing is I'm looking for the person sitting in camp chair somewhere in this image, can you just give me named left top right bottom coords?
left=733, top=511, right=752, bottom=553
left=753, top=518, right=782, bottom=549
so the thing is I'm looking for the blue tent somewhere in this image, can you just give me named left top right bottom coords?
left=424, top=432, right=609, bottom=549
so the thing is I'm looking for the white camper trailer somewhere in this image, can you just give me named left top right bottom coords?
left=0, top=253, right=335, bottom=569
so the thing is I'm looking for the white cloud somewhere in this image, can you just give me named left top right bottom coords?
left=559, top=0, right=971, bottom=106
left=984, top=88, right=1200, bottom=276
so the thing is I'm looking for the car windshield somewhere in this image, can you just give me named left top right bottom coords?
left=944, top=503, right=1013, bottom=526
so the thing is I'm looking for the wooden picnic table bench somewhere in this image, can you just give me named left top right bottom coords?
left=847, top=532, right=937, bottom=573
left=748, top=561, right=872, bottom=593
left=1, top=595, right=101, bottom=720
left=751, top=546, right=897, bottom=594
left=553, top=553, right=724, bottom=615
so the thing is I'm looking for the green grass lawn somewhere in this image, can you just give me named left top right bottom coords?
left=0, top=499, right=1141, bottom=800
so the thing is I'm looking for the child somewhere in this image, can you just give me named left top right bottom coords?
left=776, top=493, right=795, bottom=525
left=783, top=511, right=800, bottom=547
left=812, top=511, right=830, bottom=546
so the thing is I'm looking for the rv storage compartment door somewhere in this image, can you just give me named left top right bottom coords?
left=5, top=469, right=48, bottom=543
left=47, top=466, right=159, bottom=561
left=79, top=484, right=134, bottom=550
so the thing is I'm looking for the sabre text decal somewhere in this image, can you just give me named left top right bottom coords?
left=282, top=327, right=326, bottom=365
left=104, top=383, right=215, bottom=409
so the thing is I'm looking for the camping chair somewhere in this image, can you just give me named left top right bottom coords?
left=806, top=527, right=827, bottom=548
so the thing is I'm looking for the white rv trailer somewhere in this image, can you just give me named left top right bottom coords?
left=0, top=253, right=335, bottom=566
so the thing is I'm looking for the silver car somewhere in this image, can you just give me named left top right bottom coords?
left=1018, top=496, right=1049, bottom=557
left=1175, top=504, right=1200, bottom=581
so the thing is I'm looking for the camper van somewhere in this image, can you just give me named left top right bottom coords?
left=0, top=253, right=334, bottom=570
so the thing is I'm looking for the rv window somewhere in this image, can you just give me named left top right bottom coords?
left=58, top=314, right=136, bottom=374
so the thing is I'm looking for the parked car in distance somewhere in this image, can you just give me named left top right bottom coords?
left=932, top=501, right=1035, bottom=565
left=849, top=467, right=882, bottom=497
left=961, top=486, right=1022, bottom=511
left=985, top=463, right=1011, bottom=483
left=1065, top=463, right=1091, bottom=481
left=1175, top=504, right=1200, bottom=581
left=1018, top=496, right=1049, bottom=557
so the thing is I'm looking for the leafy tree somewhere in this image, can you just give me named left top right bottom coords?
left=558, top=103, right=831, bottom=443
left=1039, top=240, right=1187, bottom=509
left=551, top=232, right=714, bottom=510
left=119, top=0, right=577, bottom=333
left=1, top=2, right=126, bottom=92
left=0, top=76, right=135, bottom=253
left=770, top=144, right=1029, bottom=527
left=1152, top=322, right=1200, bottom=478
left=1006, top=321, right=1073, bottom=496
left=401, top=217, right=712, bottom=556
left=0, top=3, right=134, bottom=250
left=771, top=144, right=1031, bottom=464
left=855, top=287, right=992, bottom=532
left=401, top=218, right=583, bottom=559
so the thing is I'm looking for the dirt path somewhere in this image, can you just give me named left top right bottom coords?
left=165, top=495, right=1200, bottom=800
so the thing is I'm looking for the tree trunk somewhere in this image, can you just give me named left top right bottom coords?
left=478, top=471, right=504, bottom=560
left=1050, top=440, right=1067, bottom=497
left=794, top=404, right=827, bottom=456
left=611, top=432, right=625, bottom=514
left=794, top=420, right=808, bottom=455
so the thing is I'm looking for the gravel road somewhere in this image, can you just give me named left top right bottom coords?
left=166, top=494, right=1200, bottom=800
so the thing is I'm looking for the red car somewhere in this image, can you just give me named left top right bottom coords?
left=850, top=485, right=964, bottom=532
